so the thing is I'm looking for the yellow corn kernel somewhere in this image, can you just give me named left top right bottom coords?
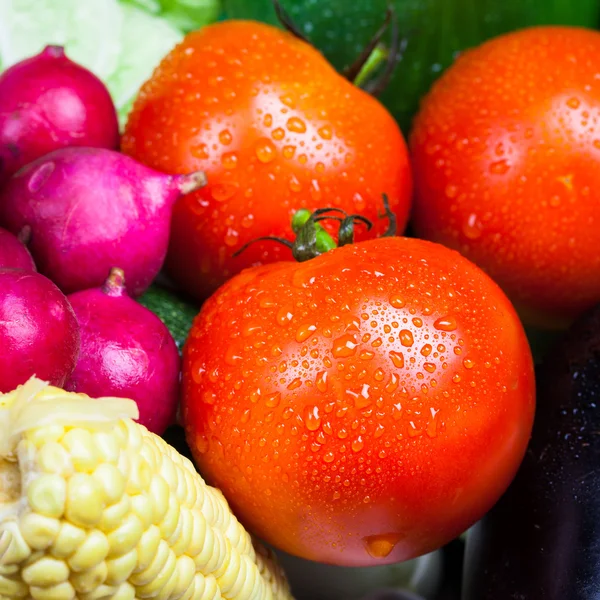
left=61, top=430, right=100, bottom=473
left=65, top=474, right=105, bottom=527
left=27, top=474, right=67, bottom=519
left=50, top=523, right=86, bottom=559
left=67, top=531, right=109, bottom=572
left=0, top=379, right=293, bottom=600
left=19, top=514, right=59, bottom=551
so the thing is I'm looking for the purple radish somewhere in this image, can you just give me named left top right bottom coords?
left=0, top=269, right=80, bottom=393
left=0, top=45, right=119, bottom=186
left=0, top=227, right=35, bottom=271
left=0, top=146, right=207, bottom=296
left=65, top=267, right=180, bottom=435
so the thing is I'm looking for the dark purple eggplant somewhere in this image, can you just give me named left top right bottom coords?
left=462, top=304, right=600, bottom=599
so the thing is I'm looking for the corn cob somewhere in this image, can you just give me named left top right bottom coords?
left=0, top=377, right=293, bottom=600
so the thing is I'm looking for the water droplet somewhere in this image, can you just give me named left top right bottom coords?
left=445, top=184, right=458, bottom=198
left=351, top=436, right=364, bottom=452
left=412, top=318, right=423, bottom=328
left=255, top=138, right=277, bottom=163
left=363, top=533, right=403, bottom=559
left=374, top=424, right=385, bottom=438
left=276, top=307, right=294, bottom=325
left=219, top=129, right=232, bottom=145
left=420, top=344, right=432, bottom=357
left=434, top=317, right=457, bottom=332
left=374, top=368, right=384, bottom=381
left=318, top=126, right=332, bottom=140
left=549, top=195, right=561, bottom=207
left=221, top=151, right=238, bottom=170
left=280, top=94, right=295, bottom=108
left=191, top=143, right=209, bottom=159
left=353, top=192, right=366, bottom=211
left=315, top=371, right=328, bottom=392
left=452, top=374, right=462, bottom=383
left=567, top=96, right=581, bottom=109
left=289, top=174, right=302, bottom=192
left=224, top=228, right=239, bottom=247
left=389, top=351, right=405, bottom=369
left=263, top=114, right=273, bottom=127
left=283, top=145, right=296, bottom=159
left=332, top=334, right=358, bottom=358
left=287, top=117, right=306, bottom=133
left=489, top=159, right=510, bottom=175
left=392, top=402, right=403, bottom=420
left=211, top=182, right=238, bottom=202
left=408, top=422, right=422, bottom=437
left=400, top=330, right=414, bottom=347
left=287, top=378, right=302, bottom=391
left=389, top=295, right=405, bottom=309
left=463, top=358, right=474, bottom=369
left=359, top=350, right=375, bottom=361
left=296, top=324, right=316, bottom=342
left=323, top=451, right=335, bottom=463
left=28, top=161, right=55, bottom=193
left=424, top=362, right=436, bottom=373
left=266, top=392, right=281, bottom=407
left=463, top=213, right=483, bottom=240
left=240, top=409, right=251, bottom=424
left=385, top=374, right=399, bottom=393
left=304, top=406, right=321, bottom=431
left=272, top=127, right=285, bottom=141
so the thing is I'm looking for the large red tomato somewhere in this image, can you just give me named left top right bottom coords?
left=122, top=21, right=412, bottom=299
left=411, top=26, right=600, bottom=329
left=182, top=235, right=535, bottom=566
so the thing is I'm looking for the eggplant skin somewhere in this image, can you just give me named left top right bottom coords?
left=462, top=305, right=600, bottom=600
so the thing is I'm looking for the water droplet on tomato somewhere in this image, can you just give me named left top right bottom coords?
left=296, top=324, right=316, bottom=342
left=392, top=403, right=403, bottom=420
left=434, top=317, right=457, bottom=332
left=489, top=159, right=510, bottom=175
left=191, top=143, right=209, bottom=159
left=549, top=195, right=561, bottom=207
left=353, top=192, right=366, bottom=211
left=374, top=424, right=385, bottom=438
left=283, top=145, right=296, bottom=159
left=318, top=125, right=332, bottom=140
left=463, top=213, right=483, bottom=240
left=323, top=451, right=335, bottom=463
left=351, top=436, right=364, bottom=452
left=276, top=307, right=294, bottom=325
left=332, top=334, right=358, bottom=358
left=240, top=409, right=251, bottom=424
left=389, top=351, right=405, bottom=369
left=219, top=129, right=232, bottom=145
left=463, top=358, right=474, bottom=369
left=400, top=330, right=414, bottom=347
left=374, top=368, right=385, bottom=381
left=315, top=371, right=328, bottom=392
left=304, top=406, right=321, bottom=431
left=287, top=116, right=306, bottom=133
left=424, top=362, right=436, bottom=373
left=272, top=127, right=285, bottom=141
left=289, top=174, right=302, bottom=192
left=211, top=182, right=238, bottom=202
left=420, top=344, right=432, bottom=357
left=452, top=374, right=462, bottom=383
left=265, top=392, right=281, bottom=407
left=363, top=533, right=402, bottom=559
left=216, top=149, right=238, bottom=172
left=567, top=96, right=581, bottom=109
left=389, top=295, right=405, bottom=309
left=255, top=138, right=276, bottom=163
left=224, top=228, right=239, bottom=247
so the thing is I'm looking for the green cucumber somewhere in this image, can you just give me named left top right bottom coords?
left=138, top=284, right=200, bottom=352
left=223, top=0, right=600, bottom=134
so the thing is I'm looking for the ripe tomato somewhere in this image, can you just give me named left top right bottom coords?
left=121, top=21, right=412, bottom=299
left=182, top=235, right=535, bottom=566
left=410, top=26, right=600, bottom=329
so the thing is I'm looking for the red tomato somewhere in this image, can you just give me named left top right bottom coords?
left=411, top=26, right=600, bottom=329
left=182, top=236, right=535, bottom=566
left=121, top=21, right=412, bottom=300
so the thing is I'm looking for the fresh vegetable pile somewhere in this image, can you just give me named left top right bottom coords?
left=1, top=2, right=599, bottom=599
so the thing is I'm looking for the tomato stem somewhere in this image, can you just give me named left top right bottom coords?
left=352, top=45, right=389, bottom=89
left=272, top=0, right=310, bottom=44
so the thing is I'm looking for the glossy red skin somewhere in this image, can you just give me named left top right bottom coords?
left=0, top=269, right=80, bottom=393
left=0, top=147, right=196, bottom=296
left=0, top=46, right=119, bottom=186
left=0, top=227, right=35, bottom=271
left=65, top=279, right=180, bottom=435
left=122, top=21, right=412, bottom=300
left=410, top=26, right=600, bottom=329
left=182, top=236, right=535, bottom=566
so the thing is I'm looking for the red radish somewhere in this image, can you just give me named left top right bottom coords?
left=0, top=269, right=80, bottom=393
left=0, top=226, right=35, bottom=271
left=0, top=147, right=207, bottom=296
left=0, top=45, right=119, bottom=186
left=65, top=268, right=180, bottom=435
